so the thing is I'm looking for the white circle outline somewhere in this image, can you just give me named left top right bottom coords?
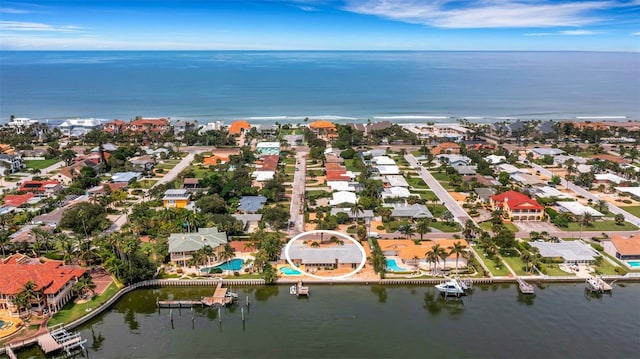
left=284, top=230, right=366, bottom=280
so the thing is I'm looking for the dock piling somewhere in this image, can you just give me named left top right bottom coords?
left=218, top=307, right=221, bottom=323
left=241, top=307, right=245, bottom=322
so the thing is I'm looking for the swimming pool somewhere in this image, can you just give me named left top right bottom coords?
left=626, top=260, right=640, bottom=268
left=280, top=267, right=302, bottom=275
left=386, top=259, right=408, bottom=272
left=201, top=258, right=244, bottom=273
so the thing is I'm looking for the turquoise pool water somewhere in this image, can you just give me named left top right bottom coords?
left=627, top=261, right=640, bottom=268
left=201, top=258, right=244, bottom=273
left=280, top=267, right=302, bottom=275
left=386, top=259, right=408, bottom=272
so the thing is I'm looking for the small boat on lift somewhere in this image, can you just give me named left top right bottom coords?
left=435, top=280, right=465, bottom=297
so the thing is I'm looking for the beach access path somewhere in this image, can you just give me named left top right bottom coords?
left=405, top=154, right=471, bottom=225
left=289, top=146, right=308, bottom=237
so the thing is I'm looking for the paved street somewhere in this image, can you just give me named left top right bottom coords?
left=289, top=147, right=308, bottom=237
left=405, top=154, right=471, bottom=225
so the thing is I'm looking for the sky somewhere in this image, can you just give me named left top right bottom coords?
left=0, top=0, right=639, bottom=51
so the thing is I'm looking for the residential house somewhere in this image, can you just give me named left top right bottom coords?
left=32, top=207, right=67, bottom=227
left=9, top=224, right=54, bottom=245
left=56, top=118, right=107, bottom=137
left=281, top=243, right=362, bottom=270
left=103, top=119, right=126, bottom=134
left=556, top=201, right=604, bottom=218
left=594, top=173, right=629, bottom=186
left=330, top=208, right=375, bottom=221
left=474, top=187, right=497, bottom=202
left=91, top=143, right=118, bottom=153
left=182, top=178, right=202, bottom=190
left=438, top=154, right=471, bottom=166
left=484, top=155, right=506, bottom=165
left=162, top=189, right=192, bottom=209
left=168, top=227, right=228, bottom=267
left=463, top=175, right=500, bottom=187
left=0, top=254, right=85, bottom=316
left=256, top=142, right=281, bottom=156
left=19, top=180, right=62, bottom=196
left=376, top=239, right=469, bottom=269
left=125, top=117, right=171, bottom=135
left=382, top=186, right=411, bottom=200
left=252, top=155, right=279, bottom=182
left=111, top=172, right=142, bottom=183
left=173, top=120, right=198, bottom=135
left=389, top=204, right=433, bottom=219
left=232, top=214, right=263, bottom=232
left=490, top=190, right=544, bottom=221
left=603, top=233, right=640, bottom=261
left=228, top=120, right=252, bottom=135
left=510, top=173, right=545, bottom=187
left=0, top=153, right=22, bottom=174
left=238, top=195, right=267, bottom=213
left=496, top=163, right=529, bottom=175
left=330, top=191, right=358, bottom=206
left=2, top=193, right=38, bottom=209
left=430, top=142, right=461, bottom=155
left=529, top=186, right=573, bottom=200
left=530, top=240, right=600, bottom=265
left=384, top=175, right=409, bottom=188
left=129, top=155, right=156, bottom=171
left=453, top=166, right=477, bottom=176
left=529, top=148, right=565, bottom=158
left=308, top=120, right=338, bottom=140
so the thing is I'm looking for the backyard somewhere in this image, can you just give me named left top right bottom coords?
left=23, top=158, right=60, bottom=170
left=472, top=247, right=511, bottom=276
left=47, top=283, right=119, bottom=326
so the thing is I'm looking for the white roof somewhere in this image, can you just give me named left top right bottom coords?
left=556, top=201, right=604, bottom=217
left=373, top=156, right=396, bottom=165
left=330, top=191, right=357, bottom=206
left=252, top=171, right=275, bottom=181
left=534, top=186, right=573, bottom=199
left=327, top=181, right=357, bottom=192
left=531, top=241, right=599, bottom=262
left=531, top=148, right=565, bottom=156
left=576, top=164, right=592, bottom=173
left=382, top=187, right=411, bottom=199
left=484, top=155, right=506, bottom=165
left=256, top=142, right=280, bottom=148
left=438, top=154, right=471, bottom=165
left=385, top=175, right=409, bottom=187
left=510, top=173, right=544, bottom=186
left=595, top=173, right=626, bottom=184
left=615, top=187, right=640, bottom=197
left=497, top=163, right=529, bottom=174
left=375, top=165, right=400, bottom=175
left=554, top=155, right=587, bottom=165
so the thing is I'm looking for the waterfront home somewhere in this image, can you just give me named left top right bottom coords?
left=530, top=240, right=600, bottom=265
left=490, top=190, right=544, bottom=221
left=168, top=227, right=228, bottom=267
left=0, top=254, right=85, bottom=316
left=376, top=239, right=469, bottom=270
left=124, top=117, right=171, bottom=135
left=57, top=118, right=107, bottom=137
left=281, top=242, right=362, bottom=270
left=173, top=120, right=198, bottom=135
left=228, top=120, right=252, bottom=135
left=603, top=233, right=640, bottom=261
left=162, top=189, right=192, bottom=209
left=405, top=123, right=470, bottom=141
left=103, top=119, right=126, bottom=134
left=308, top=120, right=338, bottom=140
left=2, top=193, right=40, bottom=211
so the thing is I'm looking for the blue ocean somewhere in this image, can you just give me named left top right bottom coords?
left=1, top=51, right=638, bottom=124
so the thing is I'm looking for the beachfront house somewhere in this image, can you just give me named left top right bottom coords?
left=0, top=254, right=86, bottom=316
left=168, top=227, right=228, bottom=267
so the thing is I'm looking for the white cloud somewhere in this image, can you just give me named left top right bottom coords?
left=344, top=0, right=614, bottom=28
left=632, top=32, right=640, bottom=36
left=526, top=29, right=599, bottom=36
left=0, top=21, right=80, bottom=32
left=1, top=7, right=31, bottom=14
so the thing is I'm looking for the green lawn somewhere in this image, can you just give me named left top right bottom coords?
left=131, top=179, right=157, bottom=189
left=564, top=220, right=638, bottom=232
left=502, top=256, right=528, bottom=276
left=428, top=171, right=455, bottom=190
left=473, top=247, right=511, bottom=276
left=343, top=159, right=360, bottom=172
left=539, top=263, right=575, bottom=276
left=621, top=206, right=640, bottom=217
left=419, top=191, right=439, bottom=201
left=48, top=282, right=119, bottom=326
left=479, top=221, right=519, bottom=233
left=429, top=221, right=462, bottom=232
left=407, top=177, right=430, bottom=189
left=23, top=158, right=60, bottom=169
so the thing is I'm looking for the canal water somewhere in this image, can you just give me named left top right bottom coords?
left=15, top=283, right=640, bottom=358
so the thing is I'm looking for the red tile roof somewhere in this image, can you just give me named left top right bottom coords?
left=3, top=193, right=35, bottom=207
left=0, top=254, right=85, bottom=295
left=229, top=120, right=251, bottom=135
left=609, top=233, right=640, bottom=256
left=491, top=190, right=543, bottom=210
left=258, top=155, right=279, bottom=171
left=326, top=170, right=350, bottom=181
left=19, top=180, right=60, bottom=193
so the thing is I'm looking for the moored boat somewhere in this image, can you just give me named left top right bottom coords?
left=435, top=280, right=465, bottom=297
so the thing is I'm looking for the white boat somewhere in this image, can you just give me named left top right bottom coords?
left=289, top=285, right=297, bottom=295
left=435, top=280, right=465, bottom=297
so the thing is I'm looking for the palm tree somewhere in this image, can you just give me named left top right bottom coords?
left=16, top=281, right=38, bottom=318
left=73, top=275, right=97, bottom=299
left=428, top=243, right=448, bottom=274
left=441, top=210, right=454, bottom=225
left=243, top=241, right=255, bottom=252
left=415, top=219, right=431, bottom=241
left=61, top=149, right=77, bottom=166
left=219, top=243, right=235, bottom=265
left=520, top=249, right=533, bottom=274
left=31, top=226, right=52, bottom=255
left=448, top=241, right=466, bottom=274
left=0, top=231, right=11, bottom=257
left=399, top=224, right=415, bottom=239
left=462, top=219, right=476, bottom=241
left=596, top=200, right=608, bottom=213
left=581, top=212, right=593, bottom=228
left=350, top=200, right=364, bottom=225
left=425, top=250, right=438, bottom=275
left=310, top=241, right=320, bottom=248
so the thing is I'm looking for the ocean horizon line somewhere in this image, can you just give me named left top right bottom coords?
left=2, top=49, right=639, bottom=54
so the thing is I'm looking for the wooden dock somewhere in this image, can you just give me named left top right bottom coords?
left=586, top=277, right=613, bottom=293
left=516, top=277, right=535, bottom=294
left=293, top=281, right=309, bottom=297
left=157, top=282, right=234, bottom=308
left=37, top=324, right=86, bottom=355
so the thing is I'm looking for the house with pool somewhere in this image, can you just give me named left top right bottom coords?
left=603, top=233, right=640, bottom=268
left=168, top=227, right=228, bottom=267
left=374, top=239, right=469, bottom=271
left=281, top=242, right=363, bottom=271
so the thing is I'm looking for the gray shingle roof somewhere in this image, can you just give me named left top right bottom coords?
left=238, top=196, right=267, bottom=213
left=168, top=227, right=228, bottom=253
left=283, top=243, right=363, bottom=264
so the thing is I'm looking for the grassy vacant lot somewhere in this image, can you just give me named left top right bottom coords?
left=473, top=247, right=511, bottom=276
left=407, top=177, right=430, bottom=189
left=23, top=158, right=60, bottom=169
left=48, top=282, right=119, bottom=326
left=132, top=179, right=157, bottom=189
left=621, top=206, right=640, bottom=217
left=430, top=221, right=462, bottom=232
left=564, top=220, right=638, bottom=232
left=418, top=191, right=439, bottom=201
left=479, top=221, right=519, bottom=233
